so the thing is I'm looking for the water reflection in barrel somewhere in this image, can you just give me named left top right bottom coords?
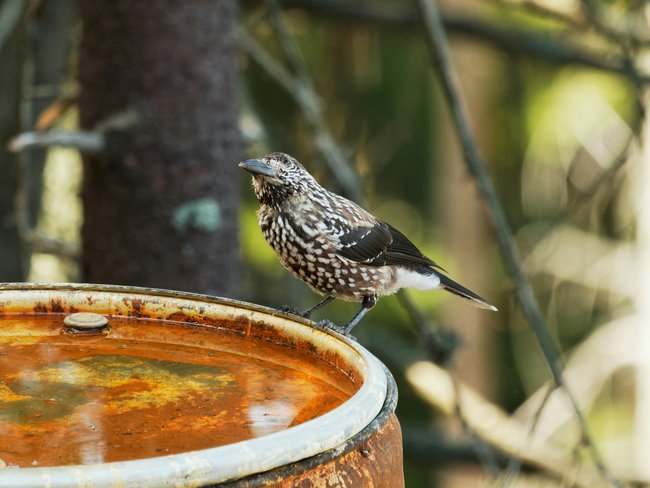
left=0, top=314, right=356, bottom=467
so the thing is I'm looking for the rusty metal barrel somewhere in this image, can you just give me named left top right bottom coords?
left=0, top=283, right=403, bottom=487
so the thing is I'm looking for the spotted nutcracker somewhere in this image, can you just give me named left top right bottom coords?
left=240, top=152, right=497, bottom=336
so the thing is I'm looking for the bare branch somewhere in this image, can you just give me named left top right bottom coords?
left=21, top=231, right=80, bottom=260
left=272, top=0, right=650, bottom=84
left=9, top=107, right=140, bottom=154
left=406, top=360, right=603, bottom=487
left=498, top=0, right=650, bottom=48
left=495, top=0, right=587, bottom=28
left=415, top=0, right=619, bottom=485
left=9, top=129, right=105, bottom=153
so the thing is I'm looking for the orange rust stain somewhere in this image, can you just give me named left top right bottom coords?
left=275, top=415, right=404, bottom=487
left=226, top=314, right=251, bottom=335
left=0, top=314, right=358, bottom=468
left=49, top=299, right=64, bottom=313
left=122, top=297, right=145, bottom=317
left=164, top=311, right=190, bottom=323
left=25, top=301, right=78, bottom=315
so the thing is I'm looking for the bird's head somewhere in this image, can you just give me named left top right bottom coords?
left=239, top=152, right=316, bottom=206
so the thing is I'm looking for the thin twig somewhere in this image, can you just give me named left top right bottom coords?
left=402, top=427, right=506, bottom=466
left=416, top=0, right=618, bottom=485
left=237, top=27, right=362, bottom=201
left=0, top=0, right=25, bottom=53
left=396, top=290, right=460, bottom=366
left=501, top=385, right=553, bottom=486
left=553, top=134, right=635, bottom=226
left=266, top=0, right=311, bottom=81
left=417, top=0, right=561, bottom=381
left=450, top=370, right=502, bottom=479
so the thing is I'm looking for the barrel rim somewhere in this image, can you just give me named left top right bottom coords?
left=0, top=282, right=390, bottom=488
left=218, top=364, right=399, bottom=487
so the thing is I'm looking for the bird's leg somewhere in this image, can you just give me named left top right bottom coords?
left=302, top=295, right=336, bottom=318
left=316, top=295, right=377, bottom=337
left=341, top=295, right=377, bottom=335
left=279, top=295, right=335, bottom=318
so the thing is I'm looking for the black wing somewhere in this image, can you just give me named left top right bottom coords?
left=337, top=223, right=393, bottom=265
left=337, top=220, right=445, bottom=271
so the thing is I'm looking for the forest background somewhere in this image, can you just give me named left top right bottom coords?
left=0, top=0, right=646, bottom=486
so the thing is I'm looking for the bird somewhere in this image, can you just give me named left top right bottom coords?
left=239, top=152, right=497, bottom=337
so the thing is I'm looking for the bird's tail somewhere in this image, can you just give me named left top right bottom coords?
left=436, top=272, right=498, bottom=311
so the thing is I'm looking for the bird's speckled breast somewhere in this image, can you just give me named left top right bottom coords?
left=257, top=205, right=396, bottom=302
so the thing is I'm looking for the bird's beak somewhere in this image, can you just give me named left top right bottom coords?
left=239, top=159, right=278, bottom=177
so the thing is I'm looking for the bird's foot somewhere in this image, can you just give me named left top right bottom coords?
left=313, top=319, right=357, bottom=341
left=277, top=305, right=304, bottom=317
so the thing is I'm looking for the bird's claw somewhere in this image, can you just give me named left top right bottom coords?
left=278, top=305, right=303, bottom=317
left=313, top=320, right=356, bottom=341
left=312, top=319, right=334, bottom=330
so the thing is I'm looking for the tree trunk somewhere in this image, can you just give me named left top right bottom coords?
left=78, top=1, right=241, bottom=296
left=0, top=2, right=25, bottom=281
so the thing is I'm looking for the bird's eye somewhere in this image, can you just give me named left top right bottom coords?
left=283, top=157, right=288, bottom=164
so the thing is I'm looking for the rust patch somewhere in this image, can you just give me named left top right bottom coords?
left=230, top=314, right=252, bottom=335
left=0, top=314, right=357, bottom=468
left=49, top=299, right=64, bottom=313
left=165, top=311, right=191, bottom=323
left=275, top=415, right=404, bottom=487
left=123, top=297, right=145, bottom=317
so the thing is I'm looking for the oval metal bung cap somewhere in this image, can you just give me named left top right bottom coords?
left=63, top=312, right=108, bottom=331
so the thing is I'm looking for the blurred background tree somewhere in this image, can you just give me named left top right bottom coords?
left=1, top=0, right=647, bottom=485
